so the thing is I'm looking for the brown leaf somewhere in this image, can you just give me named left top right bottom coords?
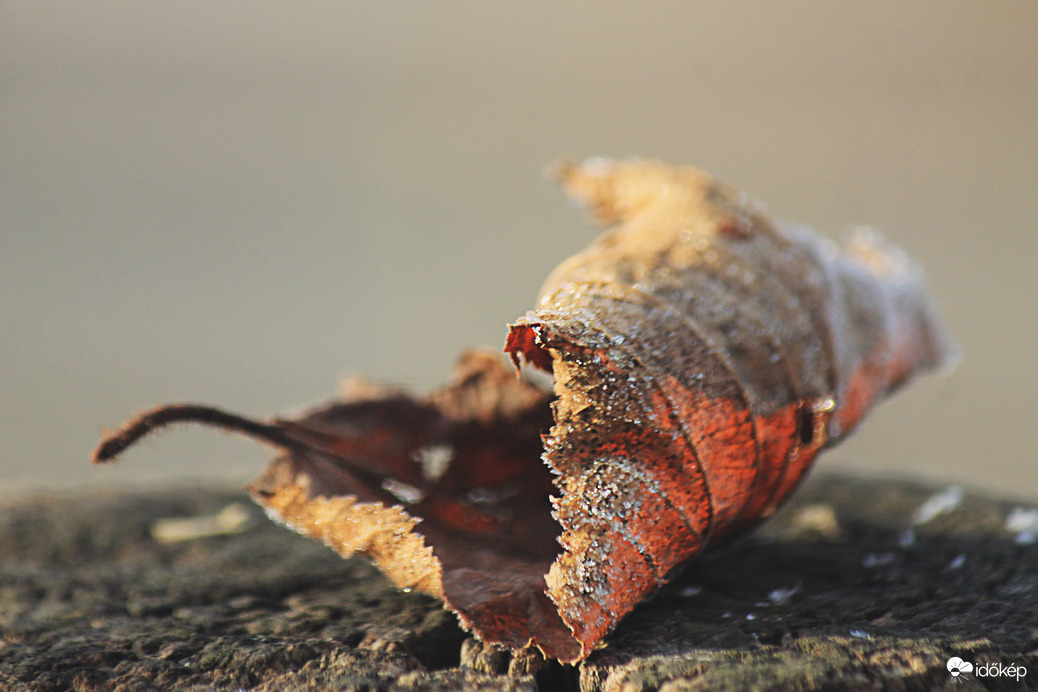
left=93, top=159, right=952, bottom=662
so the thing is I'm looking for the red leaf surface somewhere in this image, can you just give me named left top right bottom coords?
left=93, top=159, right=952, bottom=662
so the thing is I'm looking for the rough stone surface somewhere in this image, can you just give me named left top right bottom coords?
left=1, top=473, right=1035, bottom=691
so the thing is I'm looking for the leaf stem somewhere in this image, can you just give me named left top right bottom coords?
left=92, top=404, right=300, bottom=463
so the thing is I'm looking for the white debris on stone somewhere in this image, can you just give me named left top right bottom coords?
left=792, top=503, right=841, bottom=539
left=766, top=584, right=801, bottom=606
left=862, top=552, right=896, bottom=568
left=151, top=503, right=255, bottom=543
left=911, top=485, right=964, bottom=526
left=757, top=584, right=800, bottom=607
left=1005, top=507, right=1038, bottom=545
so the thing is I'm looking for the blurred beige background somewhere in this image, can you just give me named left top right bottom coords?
left=2, top=3, right=1035, bottom=498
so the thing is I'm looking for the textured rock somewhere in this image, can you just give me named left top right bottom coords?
left=1, top=473, right=1035, bottom=691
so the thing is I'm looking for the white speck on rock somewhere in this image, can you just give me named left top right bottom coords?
left=862, top=552, right=896, bottom=568
left=911, top=485, right=964, bottom=525
left=1005, top=507, right=1038, bottom=546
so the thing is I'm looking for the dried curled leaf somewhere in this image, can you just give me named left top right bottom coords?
left=93, top=159, right=952, bottom=662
